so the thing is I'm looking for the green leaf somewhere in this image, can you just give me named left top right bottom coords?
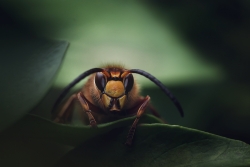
left=1, top=114, right=250, bottom=167
left=1, top=114, right=163, bottom=147
left=0, top=21, right=68, bottom=131
left=57, top=124, right=250, bottom=167
left=0, top=114, right=162, bottom=167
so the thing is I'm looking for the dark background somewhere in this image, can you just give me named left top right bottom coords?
left=144, top=0, right=250, bottom=144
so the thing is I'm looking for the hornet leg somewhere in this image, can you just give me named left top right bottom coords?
left=125, top=95, right=150, bottom=146
left=77, top=92, right=97, bottom=127
left=53, top=94, right=77, bottom=123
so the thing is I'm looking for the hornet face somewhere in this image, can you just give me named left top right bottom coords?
left=94, top=68, right=134, bottom=112
left=52, top=64, right=184, bottom=146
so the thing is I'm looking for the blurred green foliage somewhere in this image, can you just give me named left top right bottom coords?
left=0, top=8, right=68, bottom=131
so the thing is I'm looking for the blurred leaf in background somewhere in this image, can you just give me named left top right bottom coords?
left=0, top=7, right=68, bottom=131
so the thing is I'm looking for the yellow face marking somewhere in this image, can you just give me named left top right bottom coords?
left=110, top=71, right=121, bottom=78
left=118, top=95, right=127, bottom=109
left=101, top=94, right=122, bottom=111
left=105, top=81, right=124, bottom=97
left=121, top=71, right=129, bottom=78
left=101, top=94, right=111, bottom=109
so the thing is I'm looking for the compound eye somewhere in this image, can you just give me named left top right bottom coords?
left=95, top=72, right=106, bottom=92
left=124, top=73, right=134, bottom=94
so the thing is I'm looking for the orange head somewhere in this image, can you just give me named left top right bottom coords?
left=94, top=67, right=134, bottom=113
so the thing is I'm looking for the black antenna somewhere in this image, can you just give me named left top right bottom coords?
left=130, top=69, right=184, bottom=117
left=52, top=68, right=103, bottom=113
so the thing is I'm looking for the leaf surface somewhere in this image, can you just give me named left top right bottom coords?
left=0, top=114, right=162, bottom=167
left=58, top=124, right=250, bottom=167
